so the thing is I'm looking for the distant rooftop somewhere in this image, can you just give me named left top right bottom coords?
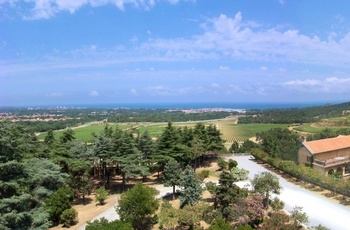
left=303, top=135, right=350, bottom=154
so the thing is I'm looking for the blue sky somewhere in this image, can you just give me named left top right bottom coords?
left=1, top=0, right=350, bottom=106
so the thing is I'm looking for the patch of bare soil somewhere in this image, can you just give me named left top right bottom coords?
left=50, top=193, right=120, bottom=230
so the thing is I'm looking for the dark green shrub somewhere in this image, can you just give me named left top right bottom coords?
left=60, top=208, right=77, bottom=227
left=45, top=187, right=73, bottom=224
left=217, top=158, right=227, bottom=170
left=86, top=218, right=133, bottom=230
left=237, top=224, right=254, bottom=230
left=228, top=159, right=238, bottom=170
left=95, top=186, right=108, bottom=205
left=208, top=218, right=232, bottom=230
left=270, top=197, right=285, bottom=211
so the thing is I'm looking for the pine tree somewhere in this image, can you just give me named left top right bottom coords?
left=0, top=123, right=65, bottom=229
left=112, top=131, right=149, bottom=188
left=215, top=170, right=248, bottom=220
left=178, top=165, right=202, bottom=208
left=93, top=134, right=113, bottom=187
left=163, top=159, right=182, bottom=200
left=44, top=129, right=56, bottom=145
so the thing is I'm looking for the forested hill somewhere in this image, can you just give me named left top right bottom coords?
left=238, top=101, right=350, bottom=124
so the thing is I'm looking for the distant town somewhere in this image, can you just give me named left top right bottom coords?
left=0, top=106, right=246, bottom=123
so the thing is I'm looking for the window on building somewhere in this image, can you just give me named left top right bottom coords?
left=306, top=156, right=312, bottom=162
left=345, top=164, right=350, bottom=174
left=336, top=167, right=343, bottom=176
left=328, top=169, right=334, bottom=175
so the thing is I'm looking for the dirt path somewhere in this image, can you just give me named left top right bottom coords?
left=50, top=193, right=120, bottom=230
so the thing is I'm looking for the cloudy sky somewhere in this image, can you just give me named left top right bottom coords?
left=1, top=0, right=350, bottom=106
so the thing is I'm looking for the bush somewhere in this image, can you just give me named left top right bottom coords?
left=86, top=218, right=133, bottom=230
left=45, top=187, right=74, bottom=224
left=208, top=218, right=232, bottom=230
left=228, top=159, right=238, bottom=170
left=311, top=224, right=330, bottom=230
left=116, top=182, right=159, bottom=229
left=95, top=186, right=108, bottom=205
left=217, top=158, right=227, bottom=170
left=270, top=197, right=285, bottom=211
left=197, top=170, right=210, bottom=181
left=60, top=208, right=77, bottom=227
left=237, top=224, right=254, bottom=230
left=291, top=206, right=309, bottom=225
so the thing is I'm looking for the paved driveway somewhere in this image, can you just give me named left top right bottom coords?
left=227, top=155, right=350, bottom=230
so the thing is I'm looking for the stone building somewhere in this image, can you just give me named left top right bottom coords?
left=298, top=135, right=350, bottom=176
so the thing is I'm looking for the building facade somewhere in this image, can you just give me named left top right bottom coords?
left=298, top=135, right=350, bottom=176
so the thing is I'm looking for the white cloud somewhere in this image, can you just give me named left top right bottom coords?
left=148, top=86, right=172, bottom=96
left=138, top=12, right=350, bottom=67
left=130, top=88, right=138, bottom=95
left=283, top=77, right=350, bottom=93
left=4, top=0, right=187, bottom=19
left=167, top=0, right=179, bottom=4
left=130, top=36, right=139, bottom=43
left=260, top=66, right=268, bottom=71
left=219, top=65, right=229, bottom=71
left=90, top=90, right=99, bottom=97
left=147, top=85, right=205, bottom=96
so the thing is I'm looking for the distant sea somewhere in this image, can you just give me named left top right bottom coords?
left=58, top=101, right=335, bottom=110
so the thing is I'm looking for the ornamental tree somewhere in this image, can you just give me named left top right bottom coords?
left=116, top=182, right=159, bottom=230
left=251, top=171, right=282, bottom=209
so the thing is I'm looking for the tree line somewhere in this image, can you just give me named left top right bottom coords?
left=238, top=101, right=350, bottom=124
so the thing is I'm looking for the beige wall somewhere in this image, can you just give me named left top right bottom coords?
left=314, top=147, right=350, bottom=161
left=313, top=164, right=326, bottom=175
left=298, top=147, right=312, bottom=165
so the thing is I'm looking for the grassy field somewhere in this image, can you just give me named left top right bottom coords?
left=293, top=123, right=346, bottom=134
left=38, top=118, right=290, bottom=144
left=38, top=123, right=134, bottom=142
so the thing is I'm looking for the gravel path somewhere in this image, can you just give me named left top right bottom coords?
left=227, top=155, right=350, bottom=230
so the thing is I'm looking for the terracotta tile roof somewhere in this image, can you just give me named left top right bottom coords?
left=303, top=135, right=350, bottom=154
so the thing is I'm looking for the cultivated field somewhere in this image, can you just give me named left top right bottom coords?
left=39, top=118, right=289, bottom=145
left=293, top=116, right=350, bottom=134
